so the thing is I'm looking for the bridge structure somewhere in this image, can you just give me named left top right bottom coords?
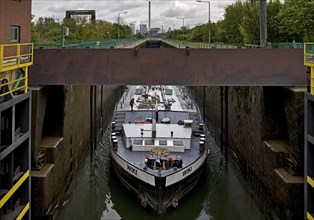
left=29, top=40, right=306, bottom=86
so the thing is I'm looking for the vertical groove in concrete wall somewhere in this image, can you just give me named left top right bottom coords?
left=190, top=86, right=304, bottom=219
left=30, top=85, right=124, bottom=218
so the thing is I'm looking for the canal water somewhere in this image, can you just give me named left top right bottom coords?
left=55, top=124, right=265, bottom=220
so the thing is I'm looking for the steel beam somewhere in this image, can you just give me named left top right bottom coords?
left=29, top=48, right=306, bottom=86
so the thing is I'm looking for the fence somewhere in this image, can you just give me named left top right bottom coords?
left=34, top=39, right=140, bottom=49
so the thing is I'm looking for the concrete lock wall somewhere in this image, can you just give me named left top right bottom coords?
left=30, top=85, right=124, bottom=218
left=190, top=86, right=304, bottom=219
left=30, top=84, right=304, bottom=218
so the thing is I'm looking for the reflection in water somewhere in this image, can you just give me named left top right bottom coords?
left=101, top=194, right=121, bottom=220
left=57, top=124, right=263, bottom=220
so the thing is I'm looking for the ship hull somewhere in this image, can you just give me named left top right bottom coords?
left=110, top=149, right=207, bottom=214
left=109, top=85, right=208, bottom=214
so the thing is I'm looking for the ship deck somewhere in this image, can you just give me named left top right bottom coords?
left=111, top=86, right=206, bottom=178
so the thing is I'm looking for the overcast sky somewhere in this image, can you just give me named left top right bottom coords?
left=32, top=0, right=246, bottom=30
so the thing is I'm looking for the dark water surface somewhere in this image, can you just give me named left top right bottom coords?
left=56, top=125, right=264, bottom=220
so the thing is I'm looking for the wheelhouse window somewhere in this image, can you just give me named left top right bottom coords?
left=133, top=139, right=143, bottom=145
left=135, top=88, right=142, bottom=95
left=159, top=140, right=167, bottom=146
left=144, top=139, right=154, bottom=145
left=10, top=26, right=20, bottom=43
left=173, top=140, right=184, bottom=146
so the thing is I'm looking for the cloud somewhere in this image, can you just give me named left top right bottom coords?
left=32, top=0, right=234, bottom=28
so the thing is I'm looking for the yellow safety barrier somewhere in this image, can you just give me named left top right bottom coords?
left=0, top=68, right=28, bottom=97
left=308, top=212, right=314, bottom=220
left=311, top=67, right=314, bottom=95
left=305, top=43, right=314, bottom=94
left=0, top=170, right=29, bottom=208
left=0, top=43, right=33, bottom=72
left=305, top=43, right=314, bottom=67
left=307, top=176, right=314, bottom=188
left=16, top=202, right=30, bottom=220
left=0, top=43, right=32, bottom=97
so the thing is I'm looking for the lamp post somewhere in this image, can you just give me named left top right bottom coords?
left=197, top=0, right=211, bottom=47
left=176, top=17, right=185, bottom=29
left=118, top=11, right=127, bottom=42
left=61, top=25, right=69, bottom=48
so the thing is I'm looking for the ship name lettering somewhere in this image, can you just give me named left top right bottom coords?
left=182, top=167, right=192, bottom=176
left=127, top=164, right=137, bottom=175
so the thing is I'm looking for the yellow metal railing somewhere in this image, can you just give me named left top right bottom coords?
left=308, top=212, right=314, bottom=220
left=16, top=202, right=30, bottom=220
left=0, top=43, right=32, bottom=97
left=0, top=170, right=29, bottom=208
left=0, top=43, right=33, bottom=72
left=307, top=176, right=314, bottom=188
left=305, top=43, right=314, bottom=94
left=305, top=43, right=314, bottom=67
left=0, top=170, right=30, bottom=219
left=0, top=67, right=28, bottom=97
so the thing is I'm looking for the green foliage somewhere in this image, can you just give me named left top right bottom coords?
left=187, top=24, right=205, bottom=42
left=213, top=20, right=227, bottom=43
left=222, top=2, right=245, bottom=43
left=239, top=2, right=259, bottom=44
left=31, top=16, right=39, bottom=42
left=134, top=33, right=144, bottom=39
left=267, top=0, right=285, bottom=42
left=167, top=0, right=313, bottom=44
left=32, top=16, right=132, bottom=43
left=32, top=0, right=314, bottom=44
left=277, top=0, right=314, bottom=41
left=34, top=17, right=62, bottom=42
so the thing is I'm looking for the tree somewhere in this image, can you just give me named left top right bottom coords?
left=214, top=20, right=227, bottom=43
left=267, top=0, right=285, bottom=42
left=277, top=0, right=314, bottom=41
left=34, top=17, right=61, bottom=43
left=95, top=20, right=115, bottom=39
left=119, top=24, right=132, bottom=39
left=187, top=24, right=204, bottom=42
left=221, top=2, right=245, bottom=43
left=239, top=2, right=259, bottom=44
left=31, top=15, right=39, bottom=42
